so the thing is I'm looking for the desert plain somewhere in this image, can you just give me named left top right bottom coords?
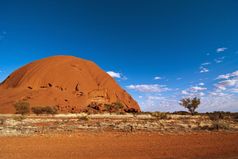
left=0, top=113, right=238, bottom=159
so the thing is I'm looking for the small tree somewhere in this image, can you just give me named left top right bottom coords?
left=179, top=97, right=200, bottom=115
left=14, top=101, right=30, bottom=115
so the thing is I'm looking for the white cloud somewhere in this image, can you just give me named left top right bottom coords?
left=139, top=92, right=238, bottom=112
left=214, top=56, right=225, bottom=63
left=201, top=62, right=211, bottom=66
left=216, top=74, right=230, bottom=80
left=219, top=79, right=237, bottom=87
left=107, top=71, right=121, bottom=78
left=181, top=90, right=188, bottom=95
left=214, top=59, right=222, bottom=63
left=199, top=94, right=238, bottom=112
left=209, top=91, right=226, bottom=96
left=230, top=88, right=238, bottom=93
left=231, top=71, right=238, bottom=76
left=199, top=82, right=205, bottom=86
left=140, top=95, right=182, bottom=112
left=181, top=85, right=207, bottom=98
left=200, top=67, right=209, bottom=73
left=215, top=79, right=238, bottom=91
left=147, top=96, right=163, bottom=100
left=138, top=96, right=143, bottom=99
left=176, top=77, right=182, bottom=80
left=190, top=86, right=207, bottom=92
left=215, top=70, right=238, bottom=93
left=126, top=84, right=169, bottom=93
left=216, top=70, right=238, bottom=80
left=216, top=47, right=227, bottom=53
left=154, top=76, right=162, bottom=80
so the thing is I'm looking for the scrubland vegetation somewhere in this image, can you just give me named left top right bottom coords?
left=0, top=98, right=235, bottom=136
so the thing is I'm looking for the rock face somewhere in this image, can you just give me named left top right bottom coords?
left=0, top=56, right=140, bottom=113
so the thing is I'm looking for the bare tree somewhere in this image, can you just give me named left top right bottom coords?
left=179, top=97, right=200, bottom=115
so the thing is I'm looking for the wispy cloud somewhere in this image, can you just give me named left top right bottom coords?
left=216, top=70, right=238, bottom=80
left=154, top=76, right=162, bottom=80
left=190, top=86, right=207, bottom=92
left=0, top=31, right=7, bottom=40
left=216, top=47, right=227, bottom=53
left=214, top=56, right=225, bottom=63
left=181, top=85, right=207, bottom=97
left=140, top=95, right=181, bottom=112
left=215, top=79, right=238, bottom=91
left=200, top=66, right=209, bottom=73
left=198, top=82, right=205, bottom=86
left=126, top=84, right=169, bottom=93
left=199, top=62, right=210, bottom=73
left=199, top=94, right=238, bottom=112
left=215, top=70, right=238, bottom=92
left=201, top=62, right=211, bottom=66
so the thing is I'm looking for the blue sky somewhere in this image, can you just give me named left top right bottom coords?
left=0, top=0, right=238, bottom=112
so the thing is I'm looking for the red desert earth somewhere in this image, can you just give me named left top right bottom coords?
left=0, top=132, right=238, bottom=159
left=0, top=55, right=140, bottom=113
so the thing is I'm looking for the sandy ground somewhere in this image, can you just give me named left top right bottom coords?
left=0, top=132, right=238, bottom=159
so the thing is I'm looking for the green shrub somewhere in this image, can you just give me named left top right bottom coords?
left=14, top=101, right=30, bottom=115
left=31, top=106, right=58, bottom=115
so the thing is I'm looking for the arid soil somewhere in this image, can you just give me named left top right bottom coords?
left=0, top=132, right=238, bottom=159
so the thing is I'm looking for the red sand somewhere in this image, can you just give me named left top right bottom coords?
left=0, top=55, right=140, bottom=113
left=0, top=132, right=238, bottom=159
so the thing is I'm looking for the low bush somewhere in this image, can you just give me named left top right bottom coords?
left=151, top=112, right=169, bottom=119
left=211, top=121, right=230, bottom=130
left=87, top=103, right=100, bottom=111
left=172, top=111, right=191, bottom=115
left=77, top=116, right=89, bottom=121
left=14, top=101, right=30, bottom=115
left=0, top=117, right=6, bottom=125
left=13, top=115, right=26, bottom=121
left=113, top=102, right=124, bottom=110
left=124, top=108, right=138, bottom=113
left=31, top=106, right=58, bottom=115
left=104, top=102, right=125, bottom=113
left=207, top=111, right=225, bottom=121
